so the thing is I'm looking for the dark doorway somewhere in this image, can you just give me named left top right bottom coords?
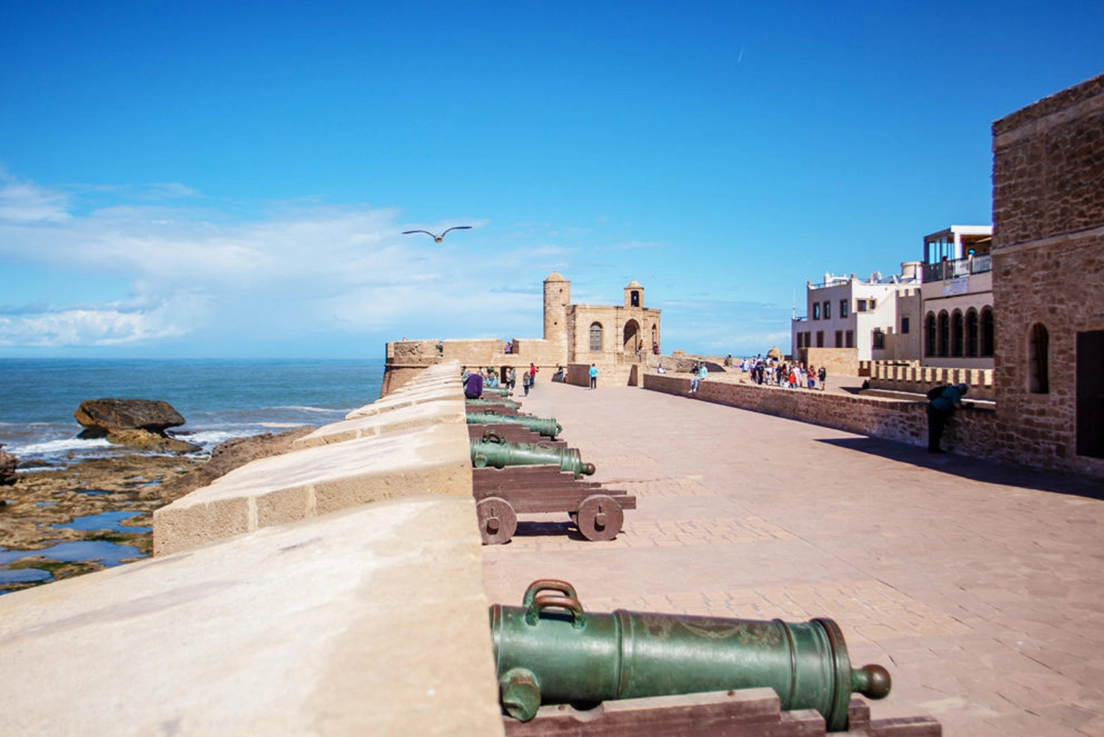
left=1076, top=330, right=1104, bottom=458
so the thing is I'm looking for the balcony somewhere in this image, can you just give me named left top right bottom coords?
left=922, top=254, right=992, bottom=282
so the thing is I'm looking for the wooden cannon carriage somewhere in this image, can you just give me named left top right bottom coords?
left=467, top=413, right=636, bottom=545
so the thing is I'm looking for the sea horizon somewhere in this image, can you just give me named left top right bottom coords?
left=0, top=357, right=387, bottom=467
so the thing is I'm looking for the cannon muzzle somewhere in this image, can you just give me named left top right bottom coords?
left=490, top=580, right=891, bottom=731
left=466, top=412, right=562, bottom=439
left=471, top=433, right=595, bottom=477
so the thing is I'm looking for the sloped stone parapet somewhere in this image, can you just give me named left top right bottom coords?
left=0, top=497, right=504, bottom=737
left=153, top=420, right=473, bottom=556
left=296, top=397, right=466, bottom=449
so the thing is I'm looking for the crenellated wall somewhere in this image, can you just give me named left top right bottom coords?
left=861, top=361, right=995, bottom=401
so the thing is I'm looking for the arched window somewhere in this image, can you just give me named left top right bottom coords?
left=981, top=308, right=995, bottom=357
left=965, top=309, right=979, bottom=357
left=1029, top=323, right=1049, bottom=394
left=937, top=311, right=950, bottom=358
left=630, top=290, right=640, bottom=307
left=951, top=310, right=964, bottom=357
left=589, top=322, right=603, bottom=352
left=925, top=313, right=937, bottom=357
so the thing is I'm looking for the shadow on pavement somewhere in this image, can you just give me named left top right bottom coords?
left=818, top=435, right=1104, bottom=501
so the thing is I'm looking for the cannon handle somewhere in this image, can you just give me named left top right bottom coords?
left=526, top=592, right=587, bottom=630
left=522, top=578, right=578, bottom=606
left=481, top=430, right=505, bottom=444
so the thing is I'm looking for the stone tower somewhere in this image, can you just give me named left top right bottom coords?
left=624, top=280, right=644, bottom=308
left=543, top=272, right=570, bottom=357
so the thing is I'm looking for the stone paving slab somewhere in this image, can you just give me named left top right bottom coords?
left=480, top=381, right=1104, bottom=737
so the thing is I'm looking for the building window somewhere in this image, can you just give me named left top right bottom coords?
left=630, top=290, right=640, bottom=307
left=835, top=330, right=843, bottom=347
left=589, top=322, right=603, bottom=352
left=901, top=316, right=910, bottom=335
left=965, top=309, right=978, bottom=357
left=938, top=311, right=950, bottom=357
left=816, top=331, right=824, bottom=348
left=823, top=301, right=831, bottom=319
left=840, top=300, right=849, bottom=318
left=951, top=310, right=964, bottom=357
left=812, top=303, right=820, bottom=320
left=981, top=308, right=995, bottom=357
left=1028, top=323, right=1049, bottom=394
left=869, top=299, right=877, bottom=310
left=857, top=299, right=867, bottom=312
left=925, top=313, right=937, bottom=357
left=872, top=329, right=885, bottom=350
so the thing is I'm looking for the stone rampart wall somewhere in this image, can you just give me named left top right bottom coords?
left=862, top=361, right=995, bottom=401
left=804, top=347, right=860, bottom=377
left=155, top=362, right=474, bottom=555
left=383, top=339, right=564, bottom=395
left=643, top=373, right=996, bottom=459
left=4, top=360, right=505, bottom=736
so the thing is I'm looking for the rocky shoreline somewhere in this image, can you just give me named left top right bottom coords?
left=0, top=426, right=314, bottom=594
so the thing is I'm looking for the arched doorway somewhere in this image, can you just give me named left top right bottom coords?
left=623, top=319, right=641, bottom=356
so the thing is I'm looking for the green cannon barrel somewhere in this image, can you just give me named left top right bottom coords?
left=466, top=413, right=562, bottom=440
left=471, top=435, right=595, bottom=477
left=490, top=580, right=891, bottom=731
left=466, top=397, right=521, bottom=410
left=480, top=386, right=514, bottom=397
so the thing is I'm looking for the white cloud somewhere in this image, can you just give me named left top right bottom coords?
left=0, top=169, right=70, bottom=222
left=0, top=291, right=214, bottom=347
left=0, top=172, right=551, bottom=350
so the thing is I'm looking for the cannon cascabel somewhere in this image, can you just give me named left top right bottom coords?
left=75, top=398, right=187, bottom=438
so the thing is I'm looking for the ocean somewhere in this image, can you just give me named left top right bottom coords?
left=0, top=358, right=385, bottom=465
left=0, top=358, right=386, bottom=592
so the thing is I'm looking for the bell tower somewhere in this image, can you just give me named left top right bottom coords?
left=624, top=280, right=644, bottom=309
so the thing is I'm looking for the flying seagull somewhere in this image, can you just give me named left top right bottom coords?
left=401, top=225, right=472, bottom=243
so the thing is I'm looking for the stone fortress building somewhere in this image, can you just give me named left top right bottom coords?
left=382, top=273, right=661, bottom=394
left=989, top=72, right=1104, bottom=478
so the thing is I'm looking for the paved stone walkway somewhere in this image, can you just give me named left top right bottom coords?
left=480, top=381, right=1104, bottom=737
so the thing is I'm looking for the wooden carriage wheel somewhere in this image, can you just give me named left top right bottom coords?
left=477, top=496, right=518, bottom=545
left=575, top=494, right=624, bottom=541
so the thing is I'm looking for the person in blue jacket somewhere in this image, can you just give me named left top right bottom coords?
left=927, top=383, right=970, bottom=453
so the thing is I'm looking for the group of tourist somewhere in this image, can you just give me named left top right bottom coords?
left=740, top=355, right=826, bottom=391
left=461, top=364, right=538, bottom=398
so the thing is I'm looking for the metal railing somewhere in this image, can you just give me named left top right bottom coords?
left=922, top=254, right=991, bottom=282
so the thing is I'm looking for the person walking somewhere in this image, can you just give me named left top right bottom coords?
left=926, top=383, right=970, bottom=453
left=818, top=366, right=827, bottom=391
left=588, top=363, right=598, bottom=390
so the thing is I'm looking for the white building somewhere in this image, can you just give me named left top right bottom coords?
left=791, top=263, right=922, bottom=361
left=919, top=225, right=994, bottom=368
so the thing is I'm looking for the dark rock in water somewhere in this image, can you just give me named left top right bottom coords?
left=0, top=447, right=17, bottom=486
left=75, top=398, right=186, bottom=437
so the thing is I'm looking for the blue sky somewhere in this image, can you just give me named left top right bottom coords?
left=1, top=1, right=1101, bottom=359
